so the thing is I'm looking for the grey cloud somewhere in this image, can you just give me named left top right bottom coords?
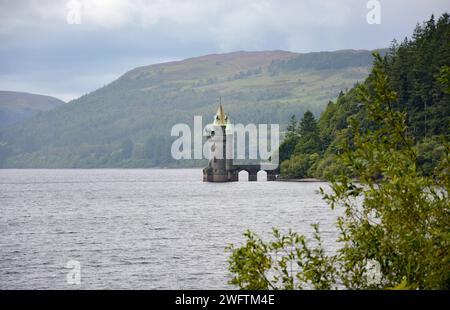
left=0, top=0, right=448, bottom=100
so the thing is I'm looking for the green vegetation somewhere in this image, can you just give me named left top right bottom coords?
left=0, top=91, right=65, bottom=128
left=269, top=49, right=383, bottom=71
left=280, top=110, right=321, bottom=177
left=0, top=50, right=375, bottom=168
left=227, top=52, right=450, bottom=290
left=279, top=14, right=450, bottom=179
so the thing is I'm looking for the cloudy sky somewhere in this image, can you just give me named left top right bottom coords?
left=0, top=0, right=448, bottom=101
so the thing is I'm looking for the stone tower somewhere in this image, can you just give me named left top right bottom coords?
left=203, top=104, right=237, bottom=182
left=202, top=104, right=278, bottom=182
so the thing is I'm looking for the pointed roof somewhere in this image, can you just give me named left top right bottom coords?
left=213, top=104, right=228, bottom=126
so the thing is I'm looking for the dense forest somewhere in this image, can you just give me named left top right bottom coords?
left=280, top=14, right=450, bottom=179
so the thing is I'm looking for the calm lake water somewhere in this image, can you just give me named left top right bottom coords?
left=0, top=169, right=339, bottom=289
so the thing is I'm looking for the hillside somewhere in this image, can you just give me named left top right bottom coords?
left=0, top=49, right=379, bottom=168
left=279, top=14, right=450, bottom=179
left=0, top=91, right=65, bottom=128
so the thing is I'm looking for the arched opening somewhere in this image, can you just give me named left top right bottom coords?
left=257, top=170, right=267, bottom=181
left=238, top=170, right=249, bottom=182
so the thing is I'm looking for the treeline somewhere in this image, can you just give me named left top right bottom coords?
left=279, top=14, right=450, bottom=179
left=269, top=49, right=386, bottom=72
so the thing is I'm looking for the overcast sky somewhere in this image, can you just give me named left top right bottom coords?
left=0, top=0, right=448, bottom=101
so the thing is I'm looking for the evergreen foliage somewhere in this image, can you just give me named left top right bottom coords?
left=280, top=14, right=450, bottom=179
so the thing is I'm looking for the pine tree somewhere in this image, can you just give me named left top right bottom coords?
left=286, top=114, right=298, bottom=138
left=299, top=110, right=318, bottom=136
left=293, top=110, right=321, bottom=156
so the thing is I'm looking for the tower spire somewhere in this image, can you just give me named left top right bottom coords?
left=213, top=97, right=228, bottom=126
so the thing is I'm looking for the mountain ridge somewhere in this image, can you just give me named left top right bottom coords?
left=0, top=49, right=380, bottom=168
left=0, top=91, right=65, bottom=128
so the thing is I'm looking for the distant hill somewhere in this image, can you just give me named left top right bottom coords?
left=0, top=49, right=380, bottom=168
left=0, top=91, right=65, bottom=128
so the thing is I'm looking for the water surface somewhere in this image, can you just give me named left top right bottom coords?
left=0, top=169, right=338, bottom=289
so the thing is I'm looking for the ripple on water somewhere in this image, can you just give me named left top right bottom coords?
left=0, top=169, right=339, bottom=289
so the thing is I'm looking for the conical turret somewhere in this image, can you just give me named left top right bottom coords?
left=213, top=104, right=228, bottom=126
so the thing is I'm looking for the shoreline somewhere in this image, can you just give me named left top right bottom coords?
left=276, top=177, right=324, bottom=182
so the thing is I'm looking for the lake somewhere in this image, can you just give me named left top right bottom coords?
left=0, top=169, right=339, bottom=289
